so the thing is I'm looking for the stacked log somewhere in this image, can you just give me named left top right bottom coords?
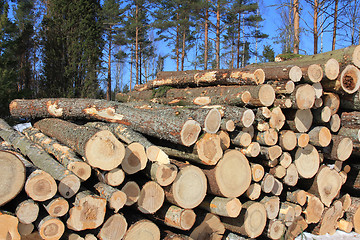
left=1, top=44, right=360, bottom=239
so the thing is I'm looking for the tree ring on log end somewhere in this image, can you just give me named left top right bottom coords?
left=336, top=137, right=353, bottom=161
left=122, top=142, right=147, bottom=174
left=286, top=81, right=295, bottom=93
left=295, top=84, right=316, bottom=109
left=58, top=174, right=81, bottom=199
left=85, top=130, right=125, bottom=170
left=289, top=66, right=302, bottom=82
left=294, top=144, right=319, bottom=179
left=25, top=170, right=57, bottom=202
left=204, top=108, right=222, bottom=134
left=353, top=45, right=360, bottom=68
left=39, top=217, right=65, bottom=240
left=180, top=209, right=196, bottom=230
left=316, top=166, right=342, bottom=207
left=254, top=69, right=265, bottom=84
left=340, top=65, right=360, bottom=94
left=123, top=219, right=160, bottom=240
left=259, top=84, right=275, bottom=107
left=242, top=109, right=255, bottom=128
left=308, top=64, right=323, bottom=83
left=121, top=181, right=140, bottom=206
left=244, top=202, right=267, bottom=238
left=317, top=127, right=332, bottom=147
left=180, top=120, right=201, bottom=147
left=137, top=181, right=164, bottom=214
left=242, top=91, right=251, bottom=104
left=325, top=58, right=340, bottom=80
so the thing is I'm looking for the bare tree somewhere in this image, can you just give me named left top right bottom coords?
left=293, top=0, right=300, bottom=54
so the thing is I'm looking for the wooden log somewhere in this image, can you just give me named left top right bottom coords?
left=323, top=135, right=353, bottom=161
left=159, top=146, right=215, bottom=166
left=322, top=64, right=360, bottom=94
left=337, top=219, right=353, bottom=233
left=250, top=163, right=265, bottom=182
left=153, top=204, right=196, bottom=230
left=217, top=105, right=255, bottom=128
left=195, top=133, right=223, bottom=165
left=312, top=82, right=323, bottom=98
left=121, top=181, right=141, bottom=206
left=256, top=106, right=272, bottom=120
left=220, top=119, right=235, bottom=132
left=338, top=126, right=360, bottom=142
left=190, top=213, right=225, bottom=240
left=221, top=201, right=267, bottom=238
left=285, top=216, right=308, bottom=240
left=163, top=231, right=193, bottom=240
left=339, top=193, right=352, bottom=212
left=266, top=80, right=295, bottom=94
left=278, top=202, right=295, bottom=227
left=259, top=145, right=282, bottom=161
left=263, top=219, right=285, bottom=240
left=279, top=130, right=297, bottom=151
left=134, top=68, right=266, bottom=91
left=217, top=130, right=231, bottom=150
left=0, top=119, right=81, bottom=198
left=85, top=121, right=170, bottom=164
left=0, top=150, right=26, bottom=206
left=23, top=127, right=91, bottom=181
left=199, top=196, right=242, bottom=218
left=269, top=165, right=286, bottom=179
left=314, top=97, right=323, bottom=108
left=308, top=126, right=332, bottom=147
left=255, top=129, right=278, bottom=146
left=328, top=114, right=341, bottom=132
left=96, top=168, right=125, bottom=187
left=279, top=152, right=292, bottom=168
left=137, top=181, right=164, bottom=214
left=324, top=58, right=340, bottom=80
left=15, top=199, right=39, bottom=224
left=301, top=63, right=323, bottom=83
left=18, top=223, right=34, bottom=237
left=273, top=98, right=293, bottom=108
left=312, top=106, right=331, bottom=123
left=341, top=91, right=360, bottom=111
left=285, top=109, right=313, bottom=133
left=10, top=98, right=202, bottom=147
left=288, top=84, right=316, bottom=109
left=312, top=200, right=343, bottom=235
left=261, top=173, right=275, bottom=194
left=202, top=150, right=251, bottom=198
left=247, top=63, right=302, bottom=82
left=144, top=161, right=178, bottom=187
left=269, top=107, right=285, bottom=131
left=286, top=190, right=307, bottom=206
left=283, top=163, right=299, bottom=186
left=308, top=165, right=342, bottom=207
left=260, top=196, right=280, bottom=220
left=296, top=133, right=309, bottom=148
left=97, top=213, right=128, bottom=240
left=66, top=191, right=107, bottom=231
left=123, top=219, right=160, bottom=240
left=323, top=92, right=340, bottom=115
left=294, top=144, right=320, bottom=179
left=256, top=121, right=270, bottom=132
left=271, top=178, right=283, bottom=196
left=94, top=182, right=127, bottom=213
left=164, top=161, right=207, bottom=209
left=345, top=196, right=360, bottom=233
left=0, top=211, right=21, bottom=239
left=230, top=131, right=252, bottom=148
left=237, top=142, right=260, bottom=158
left=121, top=142, right=148, bottom=174
left=303, top=194, right=324, bottom=224
left=245, top=183, right=261, bottom=200
left=34, top=118, right=125, bottom=171
left=25, top=169, right=58, bottom=202
left=42, top=196, right=69, bottom=217
left=37, top=215, right=64, bottom=240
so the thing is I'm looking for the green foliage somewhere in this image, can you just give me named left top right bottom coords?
left=152, top=85, right=172, bottom=98
left=262, top=44, right=275, bottom=62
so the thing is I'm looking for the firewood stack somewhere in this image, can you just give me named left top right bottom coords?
left=1, top=45, right=360, bottom=240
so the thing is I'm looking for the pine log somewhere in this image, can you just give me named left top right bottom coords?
left=256, top=129, right=278, bottom=146
left=0, top=211, right=21, bottom=239
left=338, top=126, right=360, bottom=142
left=285, top=109, right=313, bottom=133
left=260, top=196, right=280, bottom=220
left=217, top=130, right=231, bottom=150
left=123, top=219, right=160, bottom=240
left=245, top=183, right=261, bottom=200
left=230, top=131, right=252, bottom=148
left=279, top=130, right=297, bottom=151
left=345, top=196, right=360, bottom=233
left=279, top=152, right=292, bottom=168
left=37, top=215, right=64, bottom=240
left=85, top=121, right=170, bottom=164
left=237, top=142, right=261, bottom=157
left=273, top=97, right=293, bottom=108
left=137, top=181, right=164, bottom=214
left=134, top=68, right=265, bottom=91
left=308, top=126, right=332, bottom=147
left=217, top=106, right=255, bottom=128
left=285, top=216, right=308, bottom=240
left=202, top=150, right=251, bottom=198
left=195, top=133, right=223, bottom=165
left=153, top=204, right=196, bottom=230
left=66, top=191, right=107, bottom=231
left=308, top=165, right=342, bottom=207
left=263, top=219, right=285, bottom=240
left=289, top=84, right=316, bottom=109
left=10, top=98, right=202, bottom=147
left=283, top=163, right=299, bottom=186
left=97, top=213, right=128, bottom=240
left=0, top=150, right=26, bottom=206
left=220, top=119, right=235, bottom=132
left=303, top=194, right=324, bottom=224
left=259, top=145, right=282, bottom=161
left=269, top=107, right=285, bottom=131
left=15, top=199, right=39, bottom=224
left=144, top=161, right=178, bottom=187
left=164, top=161, right=207, bottom=209
left=286, top=190, right=307, bottom=206
left=190, top=213, right=225, bottom=240
left=296, top=133, right=310, bottom=148
left=94, top=182, right=127, bottom=213
left=337, top=219, right=353, bottom=233
left=323, top=92, right=340, bottom=115
left=322, top=64, right=360, bottom=94
left=96, top=168, right=125, bottom=187
left=269, top=165, right=286, bottom=179
left=266, top=80, right=295, bottom=94
left=0, top=119, right=81, bottom=198
left=312, top=200, right=343, bottom=235
left=328, top=114, right=341, bottom=132
left=42, top=196, right=69, bottom=217
left=199, top=196, right=242, bottom=218
left=121, top=181, right=141, bottom=206
left=261, top=173, right=275, bottom=194
left=247, top=63, right=302, bottom=82
left=323, top=135, right=353, bottom=161
left=278, top=202, right=295, bottom=227
left=294, top=144, right=320, bottom=179
left=221, top=201, right=267, bottom=238
left=312, top=106, right=331, bottom=123
left=34, top=118, right=125, bottom=171
left=23, top=127, right=91, bottom=181
left=250, top=163, right=265, bottom=182
left=121, top=142, right=148, bottom=174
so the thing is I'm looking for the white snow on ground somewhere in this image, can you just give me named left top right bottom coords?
left=296, top=230, right=360, bottom=239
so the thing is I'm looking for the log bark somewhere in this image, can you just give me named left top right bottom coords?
left=285, top=216, right=308, bottom=240
left=137, top=181, right=164, bottom=214
left=153, top=204, right=196, bottom=230
left=37, top=215, right=64, bottom=240
left=273, top=98, right=293, bottom=108
left=164, top=161, right=207, bottom=209
left=294, top=144, right=320, bottom=179
left=42, top=196, right=69, bottom=217
left=199, top=196, right=242, bottom=218
left=341, top=91, right=360, bottom=111
left=308, top=126, right=332, bottom=147
left=94, top=182, right=127, bottom=213
left=266, top=80, right=295, bottom=94
left=66, top=191, right=107, bottom=231
left=202, top=150, right=251, bottom=198
left=322, top=64, right=360, bottom=94
left=221, top=201, right=267, bottom=238
left=23, top=127, right=91, bottom=181
left=323, top=135, right=353, bottom=161
left=34, top=118, right=125, bottom=171
left=134, top=68, right=266, bottom=91
left=190, top=213, right=225, bottom=240
left=123, top=219, right=160, bottom=240
left=345, top=196, right=360, bottom=233
left=0, top=120, right=80, bottom=199
left=143, top=162, right=178, bottom=187
left=260, top=196, right=280, bottom=220
left=10, top=98, right=202, bottom=147
left=338, top=126, right=360, bottom=142
left=97, top=213, right=128, bottom=240
left=15, top=199, right=39, bottom=224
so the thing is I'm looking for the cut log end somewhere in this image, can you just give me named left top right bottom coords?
left=190, top=213, right=225, bottom=240
left=68, top=162, right=91, bottom=182
left=353, top=45, right=360, bottom=68
left=104, top=168, right=125, bottom=187
left=289, top=66, right=302, bottom=82
left=0, top=213, right=21, bottom=239
left=98, top=213, right=127, bottom=240
left=242, top=109, right=255, bottom=128
left=123, top=219, right=160, bottom=240
left=294, top=109, right=313, bottom=133
left=121, top=181, right=141, bottom=206
left=204, top=108, right=222, bottom=134
left=0, top=150, right=26, bottom=206
left=122, top=142, right=147, bottom=175
left=44, top=197, right=69, bottom=217
left=138, top=181, right=164, bottom=214
left=329, top=114, right=341, bottom=132
left=266, top=219, right=286, bottom=240
left=294, top=145, right=320, bottom=179
left=38, top=216, right=65, bottom=240
left=254, top=68, right=266, bottom=84
left=296, top=133, right=310, bottom=148
left=180, top=120, right=201, bottom=147
left=340, top=65, right=360, bottom=94
left=325, top=58, right=340, bottom=80
left=279, top=130, right=297, bottom=151
left=307, top=64, right=323, bottom=83
left=25, top=170, right=57, bottom=202
left=295, top=84, right=316, bottom=109
left=146, top=146, right=170, bottom=165
left=286, top=80, right=295, bottom=93
left=335, top=137, right=353, bottom=161
left=193, top=96, right=211, bottom=105
left=109, top=190, right=127, bottom=213
left=258, top=84, right=275, bottom=106
left=58, top=174, right=81, bottom=199
left=196, top=133, right=223, bottom=165
left=85, top=130, right=125, bottom=171
left=16, top=200, right=39, bottom=224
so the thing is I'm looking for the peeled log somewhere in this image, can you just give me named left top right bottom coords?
left=202, top=150, right=251, bottom=198
left=10, top=98, right=202, bottom=147
left=34, top=118, right=124, bottom=171
left=221, top=201, right=267, bottom=238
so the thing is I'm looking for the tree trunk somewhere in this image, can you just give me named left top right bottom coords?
left=107, top=28, right=112, bottom=101
left=94, top=182, right=126, bottom=213
left=313, top=0, right=319, bottom=54
left=204, top=9, right=209, bottom=70
left=332, top=0, right=338, bottom=51
left=293, top=0, right=300, bottom=54
left=153, top=204, right=196, bottom=230
left=123, top=219, right=160, bottom=240
left=143, top=162, right=177, bottom=187
left=199, top=196, right=242, bottom=218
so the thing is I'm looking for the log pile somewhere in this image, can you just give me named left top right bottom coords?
left=1, top=45, right=360, bottom=239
